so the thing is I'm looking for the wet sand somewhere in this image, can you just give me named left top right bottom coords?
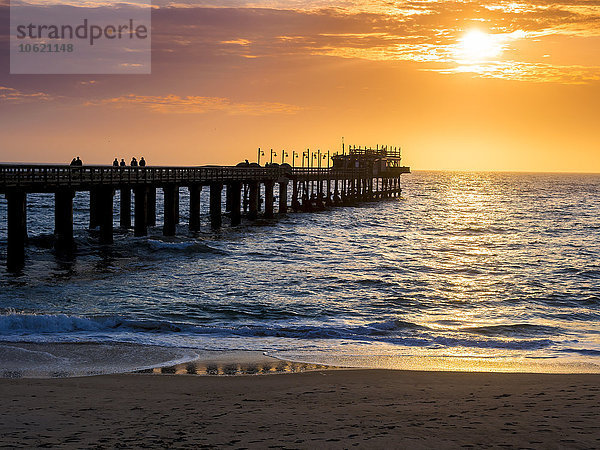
left=1, top=370, right=599, bottom=448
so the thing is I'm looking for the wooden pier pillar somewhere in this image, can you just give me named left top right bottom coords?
left=248, top=182, right=259, bottom=220
left=134, top=186, right=148, bottom=237
left=89, top=188, right=100, bottom=229
left=345, top=179, right=353, bottom=204
left=6, top=190, right=27, bottom=271
left=229, top=182, right=242, bottom=226
left=98, top=187, right=114, bottom=244
left=210, top=182, right=223, bottom=230
left=55, top=189, right=75, bottom=251
left=264, top=181, right=274, bottom=219
left=120, top=187, right=131, bottom=229
left=147, top=187, right=156, bottom=227
left=189, top=185, right=202, bottom=232
left=278, top=182, right=288, bottom=214
left=163, top=185, right=178, bottom=236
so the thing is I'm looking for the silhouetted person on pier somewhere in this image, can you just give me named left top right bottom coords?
left=75, top=157, right=82, bottom=166
left=130, top=157, right=138, bottom=167
left=139, top=157, right=146, bottom=167
left=113, top=158, right=119, bottom=167
left=120, top=159, right=126, bottom=167
left=70, top=158, right=77, bottom=166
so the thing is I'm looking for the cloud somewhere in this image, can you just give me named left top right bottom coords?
left=0, top=86, right=54, bottom=103
left=430, top=61, right=600, bottom=84
left=2, top=1, right=598, bottom=85
left=85, top=94, right=302, bottom=115
left=145, top=3, right=600, bottom=83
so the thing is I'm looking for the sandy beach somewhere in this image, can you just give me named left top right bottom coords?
left=1, top=369, right=599, bottom=448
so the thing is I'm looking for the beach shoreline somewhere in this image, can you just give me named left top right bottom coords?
left=1, top=369, right=599, bottom=448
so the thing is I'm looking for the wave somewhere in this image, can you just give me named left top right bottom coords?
left=559, top=348, right=600, bottom=357
left=461, top=323, right=559, bottom=337
left=0, top=313, right=183, bottom=335
left=443, top=226, right=518, bottom=236
left=0, top=342, right=199, bottom=378
left=0, top=313, right=559, bottom=352
left=144, top=240, right=226, bottom=255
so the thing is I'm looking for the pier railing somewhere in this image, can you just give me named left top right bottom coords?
left=347, top=147, right=402, bottom=158
left=291, top=167, right=368, bottom=180
left=0, top=165, right=285, bottom=192
left=0, top=165, right=410, bottom=192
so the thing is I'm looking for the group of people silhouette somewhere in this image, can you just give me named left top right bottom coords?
left=69, top=157, right=148, bottom=167
left=112, top=157, right=146, bottom=167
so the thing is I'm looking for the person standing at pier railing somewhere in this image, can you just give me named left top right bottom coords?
left=113, top=158, right=119, bottom=167
left=139, top=157, right=146, bottom=167
left=120, top=159, right=126, bottom=167
left=130, top=157, right=138, bottom=167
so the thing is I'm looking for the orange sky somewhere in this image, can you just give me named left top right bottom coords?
left=1, top=0, right=599, bottom=172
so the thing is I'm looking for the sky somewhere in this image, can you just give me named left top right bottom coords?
left=0, top=0, right=599, bottom=172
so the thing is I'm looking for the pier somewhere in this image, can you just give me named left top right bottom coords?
left=0, top=146, right=410, bottom=271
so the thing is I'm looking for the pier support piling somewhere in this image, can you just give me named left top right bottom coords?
left=6, top=190, right=27, bottom=271
left=225, top=184, right=233, bottom=212
left=134, top=186, right=148, bottom=237
left=264, top=181, right=274, bottom=219
left=55, top=189, right=75, bottom=251
left=292, top=180, right=300, bottom=211
left=210, top=182, right=223, bottom=230
left=163, top=186, right=178, bottom=236
left=229, top=182, right=242, bottom=226
left=189, top=185, right=201, bottom=232
left=278, top=182, right=288, bottom=214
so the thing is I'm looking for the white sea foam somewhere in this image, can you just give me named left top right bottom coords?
left=0, top=342, right=199, bottom=378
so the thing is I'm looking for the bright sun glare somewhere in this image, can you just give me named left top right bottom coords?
left=458, top=30, right=503, bottom=60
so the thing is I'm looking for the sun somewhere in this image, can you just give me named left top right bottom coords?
left=457, top=30, right=503, bottom=61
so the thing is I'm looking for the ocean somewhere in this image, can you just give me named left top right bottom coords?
left=1, top=171, right=599, bottom=376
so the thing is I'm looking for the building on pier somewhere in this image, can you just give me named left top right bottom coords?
left=331, top=145, right=405, bottom=176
